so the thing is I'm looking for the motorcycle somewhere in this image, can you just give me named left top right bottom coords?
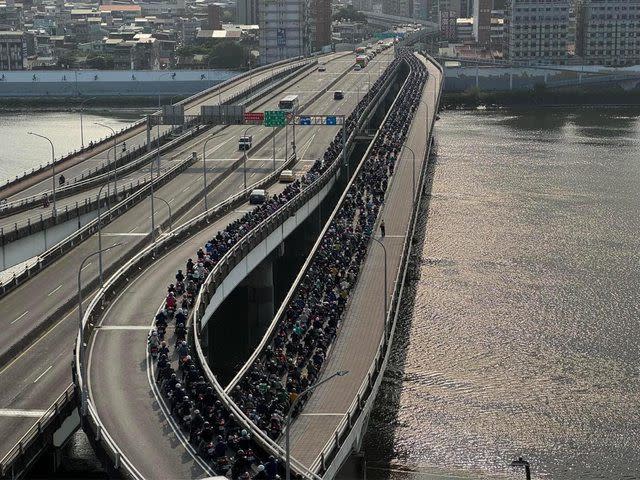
left=149, top=344, right=159, bottom=359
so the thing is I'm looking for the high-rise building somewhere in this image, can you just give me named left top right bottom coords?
left=383, top=0, right=413, bottom=18
left=310, top=0, right=331, bottom=51
left=207, top=4, right=222, bottom=29
left=0, top=31, right=24, bottom=70
left=237, top=0, right=259, bottom=24
left=473, top=0, right=492, bottom=44
left=577, top=0, right=640, bottom=66
left=259, top=0, right=309, bottom=64
left=505, top=0, right=573, bottom=64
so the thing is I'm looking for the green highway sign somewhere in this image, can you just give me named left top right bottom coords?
left=264, top=110, right=287, bottom=127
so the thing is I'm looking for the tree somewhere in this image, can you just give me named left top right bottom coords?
left=332, top=5, right=367, bottom=22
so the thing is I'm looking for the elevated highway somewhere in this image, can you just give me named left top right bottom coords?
left=0, top=50, right=395, bottom=478
left=218, top=52, right=443, bottom=477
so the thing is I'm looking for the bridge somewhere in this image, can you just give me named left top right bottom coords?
left=0, top=27, right=443, bottom=480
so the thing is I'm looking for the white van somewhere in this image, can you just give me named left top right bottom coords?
left=249, top=189, right=267, bottom=204
left=238, top=135, right=252, bottom=151
left=279, top=170, right=295, bottom=183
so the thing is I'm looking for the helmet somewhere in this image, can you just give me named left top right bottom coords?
left=194, top=409, right=200, bottom=415
left=150, top=330, right=157, bottom=336
left=257, top=465, right=265, bottom=472
left=175, top=383, right=181, bottom=388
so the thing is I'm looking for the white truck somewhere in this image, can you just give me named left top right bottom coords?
left=238, top=135, right=253, bottom=151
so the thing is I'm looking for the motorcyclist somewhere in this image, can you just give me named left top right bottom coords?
left=175, top=308, right=187, bottom=325
left=176, top=269, right=185, bottom=283
left=166, top=292, right=177, bottom=311
left=190, top=409, right=204, bottom=442
left=175, top=323, right=187, bottom=345
left=159, top=341, right=169, bottom=358
left=176, top=340, right=189, bottom=359
left=148, top=330, right=160, bottom=352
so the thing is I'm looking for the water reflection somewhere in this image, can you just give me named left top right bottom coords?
left=364, top=108, right=640, bottom=480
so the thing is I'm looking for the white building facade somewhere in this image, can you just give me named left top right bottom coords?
left=258, top=0, right=309, bottom=65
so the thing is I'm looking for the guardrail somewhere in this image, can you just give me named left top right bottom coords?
left=0, top=60, right=311, bottom=217
left=187, top=59, right=403, bottom=478
left=0, top=57, right=322, bottom=297
left=311, top=53, right=443, bottom=476
left=0, top=384, right=77, bottom=478
left=74, top=149, right=299, bottom=479
left=0, top=56, right=314, bottom=198
left=74, top=52, right=399, bottom=480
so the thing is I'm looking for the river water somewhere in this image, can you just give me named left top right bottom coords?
left=363, top=108, right=640, bottom=479
left=0, top=109, right=143, bottom=183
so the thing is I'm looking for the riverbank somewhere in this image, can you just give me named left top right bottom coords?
left=443, top=86, right=640, bottom=109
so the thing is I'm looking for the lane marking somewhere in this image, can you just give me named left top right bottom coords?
left=47, top=285, right=62, bottom=296
left=299, top=412, right=345, bottom=416
left=33, top=365, right=53, bottom=383
left=81, top=262, right=92, bottom=271
left=100, top=233, right=147, bottom=237
left=0, top=409, right=48, bottom=417
left=97, top=326, right=152, bottom=331
left=128, top=226, right=137, bottom=233
left=11, top=311, right=29, bottom=325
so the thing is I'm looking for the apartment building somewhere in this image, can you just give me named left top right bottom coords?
left=473, top=0, right=492, bottom=44
left=577, top=0, right=640, bottom=66
left=0, top=30, right=24, bottom=70
left=505, top=0, right=573, bottom=64
left=259, top=0, right=309, bottom=64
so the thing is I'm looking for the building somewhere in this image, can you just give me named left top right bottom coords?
left=383, top=0, right=413, bottom=19
left=505, top=0, right=573, bottom=64
left=0, top=30, right=24, bottom=69
left=311, top=0, right=331, bottom=50
left=207, top=4, right=222, bottom=29
left=237, top=0, right=258, bottom=25
left=456, top=16, right=474, bottom=41
left=577, top=0, right=640, bottom=66
left=258, top=0, right=309, bottom=64
left=473, top=0, right=491, bottom=44
left=490, top=12, right=505, bottom=52
left=440, top=9, right=458, bottom=40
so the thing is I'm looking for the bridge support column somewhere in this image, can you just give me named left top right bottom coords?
left=243, top=259, right=275, bottom=339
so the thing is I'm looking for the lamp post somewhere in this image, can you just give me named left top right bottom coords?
left=77, top=242, right=123, bottom=416
left=153, top=195, right=172, bottom=232
left=94, top=122, right=118, bottom=194
left=510, top=457, right=531, bottom=480
left=156, top=72, right=173, bottom=177
left=79, top=96, right=97, bottom=150
left=400, top=144, right=416, bottom=203
left=202, top=131, right=228, bottom=212
left=95, top=180, right=117, bottom=286
left=28, top=132, right=57, bottom=216
left=285, top=370, right=349, bottom=480
left=242, top=125, right=259, bottom=189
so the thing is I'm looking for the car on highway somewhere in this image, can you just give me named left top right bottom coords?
left=333, top=90, right=344, bottom=100
left=318, top=65, right=326, bottom=72
left=238, top=135, right=252, bottom=151
left=279, top=170, right=295, bottom=183
left=249, top=189, right=267, bottom=204
left=354, top=65, right=362, bottom=71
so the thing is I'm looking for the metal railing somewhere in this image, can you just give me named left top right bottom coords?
left=0, top=384, right=76, bottom=477
left=0, top=56, right=314, bottom=196
left=186, top=60, right=403, bottom=478
left=310, top=53, right=443, bottom=475
left=74, top=150, right=299, bottom=479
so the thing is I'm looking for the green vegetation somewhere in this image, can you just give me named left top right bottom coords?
left=332, top=5, right=367, bottom=23
left=443, top=86, right=640, bottom=109
left=176, top=41, right=250, bottom=69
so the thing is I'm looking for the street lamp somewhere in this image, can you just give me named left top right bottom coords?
left=95, top=179, right=117, bottom=286
left=153, top=195, right=172, bottom=232
left=242, top=125, right=259, bottom=189
left=79, top=96, right=97, bottom=150
left=77, top=242, right=124, bottom=415
left=400, top=144, right=416, bottom=203
left=202, top=131, right=228, bottom=212
left=28, top=132, right=57, bottom=216
left=285, top=370, right=349, bottom=480
left=510, top=457, right=531, bottom=480
left=94, top=122, right=118, bottom=194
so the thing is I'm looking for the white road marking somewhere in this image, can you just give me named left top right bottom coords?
left=10, top=311, right=29, bottom=325
left=299, top=412, right=345, bottom=416
left=81, top=262, right=92, bottom=271
left=33, top=365, right=53, bottom=383
left=128, top=226, right=137, bottom=233
left=0, top=409, right=48, bottom=417
left=100, top=233, right=147, bottom=237
left=97, top=325, right=152, bottom=330
left=47, top=285, right=62, bottom=296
